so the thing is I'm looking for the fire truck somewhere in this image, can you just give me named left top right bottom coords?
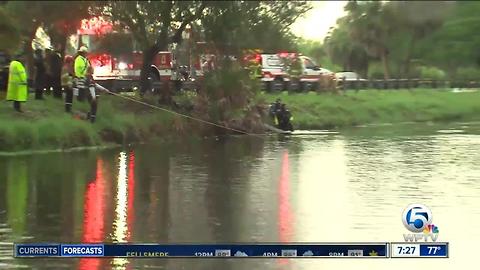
left=71, top=17, right=178, bottom=91
left=243, top=50, right=336, bottom=91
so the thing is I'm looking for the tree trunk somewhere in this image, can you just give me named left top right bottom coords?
left=25, top=25, right=40, bottom=79
left=381, top=49, right=391, bottom=80
left=403, top=35, right=416, bottom=77
left=139, top=47, right=156, bottom=95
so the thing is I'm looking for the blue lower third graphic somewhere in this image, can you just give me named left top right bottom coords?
left=420, top=244, right=448, bottom=257
left=60, top=244, right=104, bottom=257
left=15, top=244, right=60, bottom=257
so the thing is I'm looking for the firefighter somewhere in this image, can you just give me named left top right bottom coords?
left=6, top=52, right=28, bottom=112
left=74, top=46, right=89, bottom=102
left=248, top=58, right=261, bottom=80
left=62, top=55, right=74, bottom=113
left=50, top=45, right=63, bottom=99
left=288, top=56, right=303, bottom=92
left=44, top=48, right=52, bottom=95
left=33, top=49, right=46, bottom=100
left=74, top=46, right=97, bottom=123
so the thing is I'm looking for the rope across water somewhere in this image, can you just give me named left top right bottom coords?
left=98, top=84, right=265, bottom=138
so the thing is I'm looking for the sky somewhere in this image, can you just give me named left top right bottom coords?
left=290, top=1, right=348, bottom=42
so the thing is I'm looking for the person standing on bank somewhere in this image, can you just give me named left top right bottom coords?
left=74, top=46, right=97, bottom=123
left=50, top=45, right=63, bottom=99
left=74, top=46, right=89, bottom=102
left=62, top=55, right=74, bottom=113
left=33, top=49, right=46, bottom=100
left=6, top=53, right=28, bottom=112
left=44, top=48, right=53, bottom=95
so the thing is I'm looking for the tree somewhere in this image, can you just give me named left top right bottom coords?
left=41, top=1, right=91, bottom=56
left=5, top=1, right=91, bottom=74
left=344, top=1, right=396, bottom=79
left=388, top=1, right=452, bottom=77
left=0, top=6, right=21, bottom=53
left=97, top=1, right=207, bottom=94
left=415, top=1, right=480, bottom=77
left=199, top=1, right=311, bottom=56
left=324, top=17, right=370, bottom=76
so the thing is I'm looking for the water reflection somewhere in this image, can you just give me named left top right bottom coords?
left=111, top=151, right=131, bottom=270
left=0, top=124, right=479, bottom=270
left=6, top=158, right=28, bottom=237
left=79, top=158, right=107, bottom=270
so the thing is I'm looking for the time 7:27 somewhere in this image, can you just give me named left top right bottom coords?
left=398, top=246, right=416, bottom=254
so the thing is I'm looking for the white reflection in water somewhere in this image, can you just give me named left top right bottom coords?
left=111, top=151, right=129, bottom=269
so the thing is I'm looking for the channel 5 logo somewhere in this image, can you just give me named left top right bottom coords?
left=402, top=204, right=439, bottom=242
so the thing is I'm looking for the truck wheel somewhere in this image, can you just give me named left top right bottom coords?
left=266, top=81, right=273, bottom=92
left=299, top=81, right=305, bottom=92
left=273, top=78, right=284, bottom=92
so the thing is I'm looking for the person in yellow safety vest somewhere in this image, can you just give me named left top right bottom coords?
left=74, top=46, right=97, bottom=123
left=248, top=59, right=261, bottom=80
left=289, top=56, right=303, bottom=79
left=288, top=56, right=303, bottom=92
left=6, top=53, right=28, bottom=112
left=74, top=46, right=90, bottom=101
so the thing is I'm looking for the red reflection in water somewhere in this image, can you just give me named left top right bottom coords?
left=79, top=159, right=106, bottom=270
left=127, top=151, right=136, bottom=241
left=278, top=151, right=293, bottom=265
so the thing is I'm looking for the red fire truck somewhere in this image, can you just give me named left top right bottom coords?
left=74, top=17, right=175, bottom=91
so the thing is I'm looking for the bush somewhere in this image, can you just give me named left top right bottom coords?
left=455, top=67, right=480, bottom=81
left=173, top=90, right=197, bottom=111
left=194, top=59, right=262, bottom=133
left=368, top=62, right=385, bottom=79
left=418, top=66, right=446, bottom=80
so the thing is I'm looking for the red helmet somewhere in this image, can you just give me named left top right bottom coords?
left=64, top=55, right=73, bottom=63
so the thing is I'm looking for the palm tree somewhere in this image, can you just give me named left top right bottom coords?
left=345, top=1, right=393, bottom=79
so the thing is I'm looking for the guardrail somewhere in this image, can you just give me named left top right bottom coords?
left=337, top=78, right=480, bottom=91
left=86, top=78, right=480, bottom=94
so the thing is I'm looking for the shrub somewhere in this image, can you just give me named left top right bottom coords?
left=455, top=67, right=480, bottom=81
left=194, top=59, right=262, bottom=133
left=418, top=66, right=446, bottom=80
left=368, top=62, right=385, bottom=79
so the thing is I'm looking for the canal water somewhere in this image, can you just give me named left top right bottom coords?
left=1, top=122, right=479, bottom=269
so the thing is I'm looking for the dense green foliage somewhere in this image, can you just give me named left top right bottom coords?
left=300, top=1, right=480, bottom=80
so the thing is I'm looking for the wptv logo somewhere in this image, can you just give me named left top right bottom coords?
left=402, top=204, right=439, bottom=242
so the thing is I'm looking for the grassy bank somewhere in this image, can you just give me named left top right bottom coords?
left=3, top=88, right=480, bottom=152
left=262, top=89, right=480, bottom=129
left=0, top=93, right=187, bottom=153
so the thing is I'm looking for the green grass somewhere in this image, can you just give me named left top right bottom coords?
left=0, top=92, right=181, bottom=152
left=2, top=88, right=480, bottom=152
left=262, top=89, right=480, bottom=129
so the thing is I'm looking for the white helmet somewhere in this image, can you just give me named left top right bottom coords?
left=78, top=46, right=88, bottom=53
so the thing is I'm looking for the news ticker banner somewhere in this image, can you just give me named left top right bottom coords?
left=13, top=243, right=448, bottom=258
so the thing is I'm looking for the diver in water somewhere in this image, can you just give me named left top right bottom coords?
left=269, top=98, right=282, bottom=121
left=277, top=104, right=294, bottom=132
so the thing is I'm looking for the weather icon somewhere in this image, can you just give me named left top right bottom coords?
left=234, top=251, right=248, bottom=257
left=302, top=250, right=314, bottom=256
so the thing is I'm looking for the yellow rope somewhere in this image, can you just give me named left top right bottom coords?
left=101, top=87, right=264, bottom=137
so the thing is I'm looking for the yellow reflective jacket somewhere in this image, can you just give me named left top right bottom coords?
left=74, top=55, right=90, bottom=78
left=6, top=60, right=28, bottom=102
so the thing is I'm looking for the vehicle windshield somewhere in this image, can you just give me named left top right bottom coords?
left=67, top=34, right=137, bottom=56
left=302, top=57, right=317, bottom=69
